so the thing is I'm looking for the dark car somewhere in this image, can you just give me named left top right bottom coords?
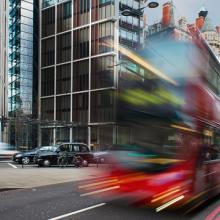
left=36, top=143, right=93, bottom=167
left=13, top=146, right=56, bottom=164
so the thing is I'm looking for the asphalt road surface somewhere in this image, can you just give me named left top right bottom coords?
left=0, top=180, right=220, bottom=220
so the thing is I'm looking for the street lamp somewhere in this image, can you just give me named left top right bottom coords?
left=121, top=1, right=159, bottom=17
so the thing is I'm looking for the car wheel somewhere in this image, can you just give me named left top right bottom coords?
left=22, top=157, right=30, bottom=165
left=43, top=159, right=51, bottom=167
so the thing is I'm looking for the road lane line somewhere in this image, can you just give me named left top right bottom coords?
left=8, top=163, right=17, bottom=169
left=48, top=203, right=106, bottom=220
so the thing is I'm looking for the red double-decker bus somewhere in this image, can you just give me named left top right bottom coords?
left=79, top=38, right=220, bottom=212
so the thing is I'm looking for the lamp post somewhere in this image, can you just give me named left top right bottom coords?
left=120, top=1, right=159, bottom=47
left=120, top=1, right=159, bottom=18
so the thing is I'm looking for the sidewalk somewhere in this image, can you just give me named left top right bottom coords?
left=0, top=164, right=107, bottom=189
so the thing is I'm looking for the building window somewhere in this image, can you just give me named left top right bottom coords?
left=73, top=60, right=89, bottom=91
left=57, top=1, right=72, bottom=33
left=56, top=95, right=70, bottom=122
left=41, top=128, right=53, bottom=146
left=42, top=7, right=55, bottom=37
left=73, top=27, right=89, bottom=59
left=41, top=37, right=55, bottom=67
left=56, top=64, right=71, bottom=94
left=57, top=32, right=71, bottom=63
left=91, top=90, right=114, bottom=122
left=72, top=127, right=88, bottom=143
left=73, top=0, right=90, bottom=27
left=91, top=56, right=114, bottom=89
left=91, top=125, right=114, bottom=148
left=72, top=93, right=88, bottom=123
left=41, top=98, right=54, bottom=120
left=56, top=127, right=70, bottom=143
left=42, top=0, right=57, bottom=8
left=91, top=21, right=114, bottom=55
left=41, top=67, right=54, bottom=96
left=92, top=0, right=114, bottom=22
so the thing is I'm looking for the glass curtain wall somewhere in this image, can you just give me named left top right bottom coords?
left=8, top=0, right=38, bottom=148
left=9, top=0, right=34, bottom=116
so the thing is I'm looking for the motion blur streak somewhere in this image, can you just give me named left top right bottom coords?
left=184, top=183, right=220, bottom=206
left=205, top=205, right=220, bottom=220
left=137, top=158, right=184, bottom=165
left=151, top=189, right=181, bottom=203
left=80, top=186, right=120, bottom=197
left=184, top=200, right=206, bottom=215
left=101, top=40, right=178, bottom=85
left=156, top=195, right=184, bottom=212
left=79, top=179, right=119, bottom=189
left=117, top=45, right=178, bottom=86
left=78, top=36, right=220, bottom=212
left=153, top=184, right=185, bottom=198
left=171, top=125, right=197, bottom=133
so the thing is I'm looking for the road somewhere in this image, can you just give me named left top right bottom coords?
left=0, top=162, right=220, bottom=220
left=0, top=161, right=106, bottom=189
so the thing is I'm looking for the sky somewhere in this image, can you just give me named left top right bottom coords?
left=147, top=0, right=220, bottom=27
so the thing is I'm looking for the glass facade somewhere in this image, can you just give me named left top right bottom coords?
left=42, top=7, right=55, bottom=37
left=73, top=60, right=89, bottom=91
left=9, top=0, right=39, bottom=147
left=41, top=67, right=54, bottom=96
left=56, top=64, right=71, bottom=94
left=40, top=0, right=144, bottom=147
left=57, top=1, right=72, bottom=33
left=57, top=32, right=71, bottom=63
left=9, top=0, right=34, bottom=116
left=41, top=37, right=55, bottom=67
left=0, top=0, right=8, bottom=142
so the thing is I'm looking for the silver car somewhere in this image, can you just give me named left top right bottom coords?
left=0, top=142, right=19, bottom=160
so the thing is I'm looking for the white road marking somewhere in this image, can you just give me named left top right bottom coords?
left=8, top=163, right=17, bottom=169
left=156, top=195, right=184, bottom=212
left=48, top=203, right=106, bottom=220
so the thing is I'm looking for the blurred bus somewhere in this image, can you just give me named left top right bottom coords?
left=79, top=38, right=220, bottom=212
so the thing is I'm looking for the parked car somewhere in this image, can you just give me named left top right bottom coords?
left=0, top=142, right=19, bottom=160
left=13, top=146, right=57, bottom=164
left=36, top=143, right=94, bottom=167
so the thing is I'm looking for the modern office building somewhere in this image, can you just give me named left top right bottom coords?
left=8, top=0, right=39, bottom=147
left=0, top=0, right=8, bottom=142
left=39, top=0, right=145, bottom=148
